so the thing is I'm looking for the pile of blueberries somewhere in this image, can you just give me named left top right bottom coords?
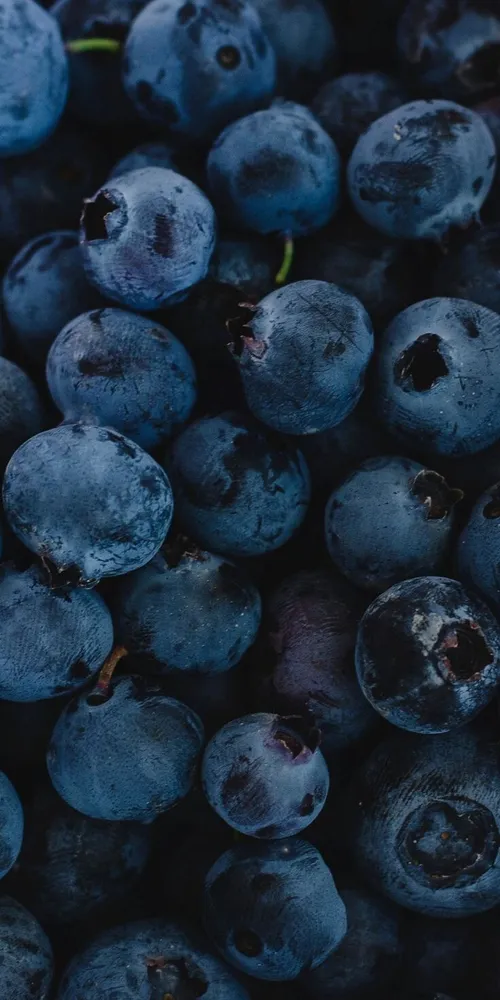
left=3, top=0, right=500, bottom=998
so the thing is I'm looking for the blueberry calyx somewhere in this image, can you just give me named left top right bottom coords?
left=233, top=929, right=263, bottom=957
left=145, top=955, right=208, bottom=999
left=397, top=798, right=499, bottom=887
left=227, top=303, right=266, bottom=359
left=271, top=715, right=321, bottom=757
left=395, top=333, right=449, bottom=392
left=81, top=191, right=119, bottom=242
left=435, top=621, right=493, bottom=682
left=162, top=535, right=207, bottom=569
left=483, top=485, right=500, bottom=518
left=410, top=469, right=464, bottom=520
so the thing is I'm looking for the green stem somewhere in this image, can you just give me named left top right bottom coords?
left=275, top=234, right=294, bottom=285
left=66, top=38, right=121, bottom=55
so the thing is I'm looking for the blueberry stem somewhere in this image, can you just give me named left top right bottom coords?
left=95, top=645, right=128, bottom=697
left=66, top=38, right=121, bottom=54
left=275, top=234, right=294, bottom=285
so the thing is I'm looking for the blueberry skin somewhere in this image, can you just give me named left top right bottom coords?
left=165, top=411, right=311, bottom=558
left=3, top=423, right=174, bottom=586
left=325, top=457, right=462, bottom=593
left=47, top=675, right=204, bottom=821
left=203, top=839, right=346, bottom=980
left=456, top=481, right=500, bottom=612
left=0, top=358, right=46, bottom=472
left=201, top=712, right=329, bottom=838
left=356, top=576, right=500, bottom=734
left=301, top=887, right=402, bottom=998
left=109, top=140, right=177, bottom=179
left=57, top=918, right=250, bottom=1000
left=0, top=896, right=53, bottom=1000
left=236, top=280, right=374, bottom=435
left=252, top=0, right=336, bottom=99
left=0, top=773, right=23, bottom=878
left=0, top=0, right=68, bottom=157
left=123, top=0, right=276, bottom=142
left=3, top=231, right=105, bottom=364
left=113, top=542, right=261, bottom=673
left=311, top=71, right=408, bottom=158
left=80, top=167, right=216, bottom=311
left=375, top=297, right=500, bottom=456
left=433, top=223, right=500, bottom=315
left=0, top=563, right=113, bottom=702
left=397, top=0, right=500, bottom=102
left=265, top=570, right=376, bottom=752
left=350, top=726, right=500, bottom=916
left=51, top=0, right=146, bottom=128
left=207, top=102, right=341, bottom=237
left=46, top=307, right=197, bottom=450
left=8, top=785, right=151, bottom=926
left=347, top=100, right=496, bottom=241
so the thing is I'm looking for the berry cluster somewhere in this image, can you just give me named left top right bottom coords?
left=1, top=2, right=500, bottom=1000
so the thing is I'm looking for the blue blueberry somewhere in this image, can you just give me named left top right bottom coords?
left=0, top=123, right=109, bottom=262
left=0, top=773, right=23, bottom=878
left=113, top=538, right=261, bottom=673
left=52, top=0, right=146, bottom=128
left=234, top=280, right=374, bottom=435
left=165, top=411, right=311, bottom=557
left=47, top=675, right=204, bottom=821
left=0, top=896, right=53, bottom=1000
left=207, top=102, right=341, bottom=237
left=397, top=0, right=500, bottom=101
left=3, top=231, right=105, bottom=364
left=301, top=887, right=402, bottom=998
left=123, top=0, right=276, bottom=142
left=401, top=913, right=482, bottom=998
left=80, top=166, right=216, bottom=311
left=265, top=570, right=376, bottom=753
left=46, top=307, right=197, bottom=449
left=348, top=100, right=496, bottom=240
left=0, top=0, right=68, bottom=157
left=3, top=422, right=174, bottom=586
left=433, top=223, right=500, bottom=314
left=202, top=712, right=329, bottom=837
left=311, top=71, right=408, bottom=158
left=0, top=562, right=113, bottom=702
left=375, top=297, right=500, bottom=456
left=252, top=0, right=336, bottom=99
left=0, top=358, right=46, bottom=472
left=8, top=784, right=151, bottom=926
left=356, top=576, right=500, bottom=734
left=203, top=838, right=346, bottom=980
left=325, top=457, right=462, bottom=592
left=350, top=726, right=500, bottom=915
left=108, top=140, right=178, bottom=179
left=456, top=481, right=500, bottom=613
left=57, top=918, right=249, bottom=1000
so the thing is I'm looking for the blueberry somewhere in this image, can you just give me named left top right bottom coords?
left=301, top=886, right=402, bottom=998
left=456, top=480, right=500, bottom=612
left=203, top=838, right=346, bottom=980
left=0, top=896, right=53, bottom=1000
left=47, top=675, right=204, bottom=821
left=233, top=280, right=374, bottom=435
left=0, top=773, right=24, bottom=878
left=52, top=0, right=146, bottom=128
left=207, top=102, right=341, bottom=237
left=432, top=223, right=500, bottom=314
left=3, top=422, right=174, bottom=586
left=0, top=562, right=113, bottom=702
left=3, top=230, right=105, bottom=364
left=165, top=411, right=311, bottom=557
left=356, top=576, right=500, bottom=733
left=0, top=358, right=46, bottom=472
left=0, top=0, right=68, bottom=156
left=397, top=0, right=500, bottom=101
left=348, top=99, right=496, bottom=241
left=7, top=783, right=150, bottom=926
left=113, top=538, right=261, bottom=673
left=108, top=140, right=178, bottom=179
left=265, top=570, right=376, bottom=753
left=375, top=297, right=500, bottom=456
left=252, top=0, right=337, bottom=100
left=350, top=726, right=500, bottom=915
left=123, top=0, right=276, bottom=142
left=46, top=307, right=197, bottom=449
left=80, top=167, right=216, bottom=311
left=325, top=456, right=462, bottom=592
left=401, top=912, right=482, bottom=997
left=57, top=918, right=249, bottom=1000
left=201, top=712, right=329, bottom=837
left=311, top=71, right=408, bottom=158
